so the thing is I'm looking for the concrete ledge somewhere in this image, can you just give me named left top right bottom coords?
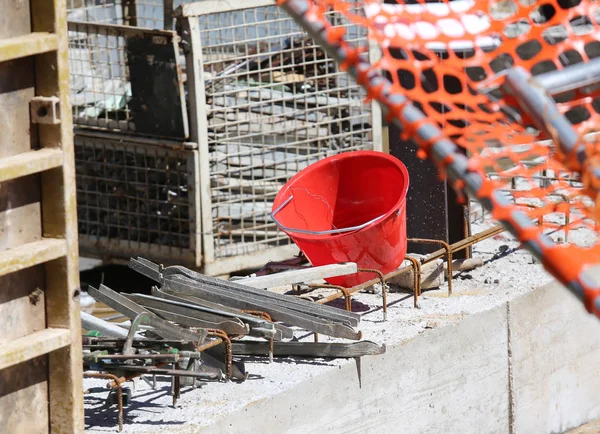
left=201, top=281, right=600, bottom=434
left=205, top=305, right=509, bottom=434
left=84, top=254, right=600, bottom=434
left=510, top=283, right=600, bottom=434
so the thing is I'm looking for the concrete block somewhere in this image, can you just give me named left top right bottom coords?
left=510, top=281, right=600, bottom=434
left=204, top=305, right=509, bottom=434
left=388, top=259, right=445, bottom=291
left=444, top=258, right=484, bottom=278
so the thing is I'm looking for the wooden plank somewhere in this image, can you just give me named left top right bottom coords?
left=0, top=267, right=46, bottom=345
left=67, top=20, right=174, bottom=37
left=0, top=32, right=57, bottom=63
left=235, top=262, right=358, bottom=289
left=0, top=0, right=32, bottom=40
left=0, top=238, right=66, bottom=278
left=0, top=148, right=63, bottom=183
left=202, top=244, right=300, bottom=276
left=0, top=328, right=70, bottom=371
left=0, top=356, right=49, bottom=434
left=32, top=0, right=85, bottom=430
left=0, top=2, right=50, bottom=430
left=163, top=0, right=174, bottom=30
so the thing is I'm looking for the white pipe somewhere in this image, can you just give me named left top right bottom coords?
left=81, top=311, right=130, bottom=339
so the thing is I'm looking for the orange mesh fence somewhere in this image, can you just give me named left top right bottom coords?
left=277, top=0, right=600, bottom=319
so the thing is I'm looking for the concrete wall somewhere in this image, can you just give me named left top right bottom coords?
left=510, top=283, right=600, bottom=434
left=201, top=280, right=600, bottom=434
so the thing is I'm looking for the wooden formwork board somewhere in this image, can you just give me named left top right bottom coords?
left=0, top=0, right=83, bottom=432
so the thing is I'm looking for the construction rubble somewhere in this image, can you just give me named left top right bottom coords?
left=82, top=257, right=389, bottom=431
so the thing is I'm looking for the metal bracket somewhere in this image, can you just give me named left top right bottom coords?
left=30, top=96, right=61, bottom=124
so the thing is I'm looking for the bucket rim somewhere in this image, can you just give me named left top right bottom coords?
left=271, top=150, right=410, bottom=241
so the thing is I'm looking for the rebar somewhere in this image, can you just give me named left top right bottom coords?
left=357, top=268, right=388, bottom=321
left=404, top=257, right=422, bottom=308
left=242, top=310, right=275, bottom=362
left=408, top=239, right=453, bottom=296
left=207, top=329, right=232, bottom=380
left=84, top=372, right=124, bottom=432
left=309, top=283, right=353, bottom=311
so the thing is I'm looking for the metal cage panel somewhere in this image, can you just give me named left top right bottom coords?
left=75, top=132, right=200, bottom=265
left=67, top=0, right=193, bottom=29
left=183, top=0, right=380, bottom=272
left=67, top=0, right=124, bottom=24
left=68, top=21, right=188, bottom=139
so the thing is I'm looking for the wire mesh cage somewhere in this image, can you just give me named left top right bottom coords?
left=68, top=21, right=188, bottom=138
left=67, top=0, right=381, bottom=274
left=74, top=132, right=200, bottom=265
left=67, top=0, right=123, bottom=24
left=178, top=0, right=382, bottom=273
left=67, top=0, right=193, bottom=29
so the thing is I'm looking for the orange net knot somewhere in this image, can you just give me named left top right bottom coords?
left=325, top=26, right=345, bottom=45
left=340, top=45, right=362, bottom=73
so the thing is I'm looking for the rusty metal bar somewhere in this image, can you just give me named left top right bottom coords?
left=404, top=257, right=422, bottom=308
left=358, top=268, right=388, bottom=321
left=409, top=238, right=453, bottom=296
left=241, top=310, right=275, bottom=362
left=310, top=284, right=353, bottom=311
left=84, top=372, right=123, bottom=432
left=424, top=224, right=505, bottom=261
left=302, top=224, right=504, bottom=312
left=207, top=330, right=232, bottom=380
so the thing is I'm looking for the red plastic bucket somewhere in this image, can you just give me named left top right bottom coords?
left=271, top=150, right=409, bottom=287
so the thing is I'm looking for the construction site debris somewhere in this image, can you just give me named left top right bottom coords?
left=83, top=256, right=386, bottom=431
left=231, top=262, right=358, bottom=289
left=387, top=259, right=445, bottom=291
left=445, top=258, right=485, bottom=278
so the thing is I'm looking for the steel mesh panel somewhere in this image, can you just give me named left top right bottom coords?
left=67, top=0, right=123, bottom=24
left=68, top=22, right=135, bottom=133
left=196, top=3, right=374, bottom=259
left=75, top=135, right=192, bottom=251
left=127, top=0, right=197, bottom=28
left=66, top=0, right=195, bottom=29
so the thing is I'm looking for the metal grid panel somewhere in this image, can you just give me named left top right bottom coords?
left=68, top=21, right=134, bottom=132
left=68, top=21, right=187, bottom=139
left=66, top=0, right=193, bottom=29
left=75, top=133, right=196, bottom=259
left=195, top=3, right=374, bottom=260
left=67, top=0, right=123, bottom=24
left=134, top=0, right=196, bottom=29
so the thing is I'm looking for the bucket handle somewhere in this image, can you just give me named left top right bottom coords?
left=271, top=195, right=393, bottom=235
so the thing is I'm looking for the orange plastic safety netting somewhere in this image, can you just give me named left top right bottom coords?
left=329, top=0, right=600, bottom=236
left=277, top=0, right=600, bottom=318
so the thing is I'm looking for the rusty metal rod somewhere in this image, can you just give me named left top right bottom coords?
left=207, top=330, right=232, bottom=380
left=307, top=224, right=504, bottom=311
left=310, top=283, right=353, bottom=311
left=404, top=256, right=422, bottom=308
left=84, top=372, right=123, bottom=432
left=358, top=268, right=388, bottom=321
left=409, top=238, right=453, bottom=296
left=425, top=224, right=505, bottom=260
left=242, top=310, right=275, bottom=362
